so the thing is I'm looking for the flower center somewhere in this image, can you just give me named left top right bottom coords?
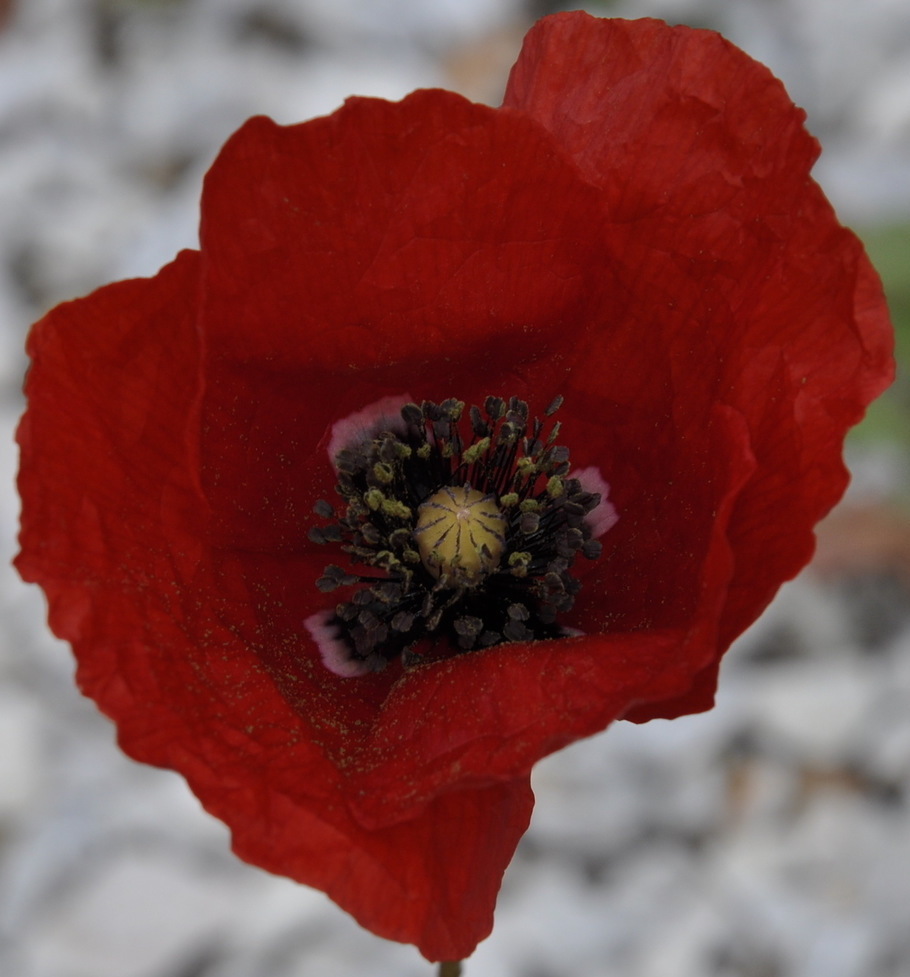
left=309, top=395, right=604, bottom=672
left=414, top=486, right=505, bottom=584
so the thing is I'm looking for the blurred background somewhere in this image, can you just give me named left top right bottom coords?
left=0, top=1, right=908, bottom=975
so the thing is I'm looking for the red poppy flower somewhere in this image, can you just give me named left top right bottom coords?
left=16, top=11, right=892, bottom=965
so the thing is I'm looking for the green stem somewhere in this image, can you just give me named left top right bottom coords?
left=438, top=962, right=462, bottom=977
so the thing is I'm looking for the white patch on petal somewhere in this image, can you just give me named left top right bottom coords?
left=304, top=610, right=371, bottom=678
left=326, top=394, right=413, bottom=467
left=570, top=466, right=619, bottom=538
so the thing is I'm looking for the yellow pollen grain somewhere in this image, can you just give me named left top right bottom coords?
left=413, top=485, right=506, bottom=585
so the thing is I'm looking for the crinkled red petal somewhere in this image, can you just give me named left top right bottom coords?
left=14, top=252, right=533, bottom=960
left=505, top=12, right=894, bottom=719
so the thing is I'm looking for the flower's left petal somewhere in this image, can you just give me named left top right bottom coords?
left=13, top=246, right=357, bottom=795
left=14, top=250, right=530, bottom=961
left=13, top=252, right=304, bottom=774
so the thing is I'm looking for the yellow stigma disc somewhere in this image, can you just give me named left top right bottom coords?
left=414, top=486, right=506, bottom=585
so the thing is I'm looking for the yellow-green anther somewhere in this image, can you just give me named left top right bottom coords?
left=381, top=498, right=412, bottom=520
left=462, top=438, right=491, bottom=465
left=507, top=551, right=532, bottom=578
left=372, top=462, right=394, bottom=484
left=375, top=550, right=399, bottom=568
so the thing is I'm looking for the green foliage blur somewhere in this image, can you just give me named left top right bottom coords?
left=855, top=225, right=910, bottom=447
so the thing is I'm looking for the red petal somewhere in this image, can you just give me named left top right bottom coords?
left=227, top=775, right=533, bottom=961
left=14, top=251, right=534, bottom=960
left=199, top=90, right=606, bottom=370
left=506, top=12, right=894, bottom=718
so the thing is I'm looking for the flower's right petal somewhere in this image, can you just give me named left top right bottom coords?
left=504, top=13, right=818, bottom=224
left=506, top=12, right=894, bottom=719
